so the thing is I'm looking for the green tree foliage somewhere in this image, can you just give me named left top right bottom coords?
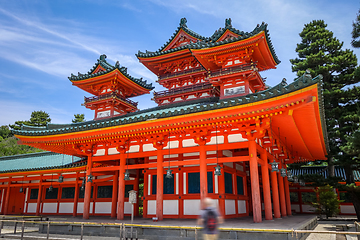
left=72, top=114, right=85, bottom=123
left=0, top=125, right=12, bottom=140
left=352, top=10, right=360, bottom=48
left=9, top=110, right=51, bottom=130
left=312, top=185, right=342, bottom=219
left=0, top=136, right=43, bottom=157
left=290, top=20, right=360, bottom=220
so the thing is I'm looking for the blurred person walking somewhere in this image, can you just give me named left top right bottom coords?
left=197, top=198, right=223, bottom=240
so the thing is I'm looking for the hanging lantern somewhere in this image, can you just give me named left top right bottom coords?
left=166, top=168, right=173, bottom=179
left=293, top=176, right=298, bottom=183
left=58, top=174, right=64, bottom=183
left=299, top=179, right=305, bottom=186
left=48, top=185, right=53, bottom=192
left=270, top=160, right=279, bottom=172
left=19, top=187, right=23, bottom=193
left=124, top=170, right=130, bottom=180
left=81, top=178, right=85, bottom=190
left=280, top=167, right=287, bottom=177
left=214, top=165, right=222, bottom=176
left=287, top=172, right=293, bottom=181
left=87, top=174, right=93, bottom=183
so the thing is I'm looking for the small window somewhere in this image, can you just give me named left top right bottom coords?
left=151, top=175, right=175, bottom=195
left=45, top=188, right=58, bottom=199
left=30, top=189, right=39, bottom=199
left=152, top=175, right=157, bottom=195
left=61, top=187, right=75, bottom=199
left=97, top=185, right=113, bottom=198
left=237, top=176, right=244, bottom=195
left=125, top=185, right=134, bottom=198
left=79, top=186, right=93, bottom=199
left=188, top=172, right=200, bottom=194
left=224, top=172, right=233, bottom=194
left=301, top=192, right=316, bottom=203
left=207, top=172, right=213, bottom=194
left=290, top=192, right=299, bottom=203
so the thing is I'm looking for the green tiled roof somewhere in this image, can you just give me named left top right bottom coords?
left=14, top=71, right=326, bottom=152
left=290, top=166, right=360, bottom=182
left=136, top=18, right=280, bottom=65
left=0, top=152, right=85, bottom=173
left=68, top=54, right=154, bottom=90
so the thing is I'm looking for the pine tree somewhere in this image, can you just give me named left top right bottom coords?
left=312, top=185, right=342, bottom=219
left=290, top=20, right=360, bottom=220
left=72, top=114, right=85, bottom=123
left=9, top=110, right=51, bottom=130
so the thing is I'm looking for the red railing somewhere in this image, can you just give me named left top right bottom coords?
left=209, top=63, right=256, bottom=78
left=154, top=82, right=213, bottom=98
left=84, top=92, right=138, bottom=107
left=158, top=67, right=206, bottom=81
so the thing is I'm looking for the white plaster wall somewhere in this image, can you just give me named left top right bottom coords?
left=291, top=204, right=300, bottom=212
left=222, top=150, right=233, bottom=157
left=127, top=145, right=139, bottom=153
left=206, top=136, right=224, bottom=145
left=238, top=200, right=246, bottom=214
left=94, top=149, right=105, bottom=156
left=77, top=202, right=93, bottom=214
left=164, top=154, right=179, bottom=159
left=163, top=141, right=179, bottom=149
left=223, top=162, right=233, bottom=168
left=215, top=175, right=219, bottom=194
left=147, top=200, right=156, bottom=215
left=97, top=175, right=112, bottom=179
left=183, top=139, right=198, bottom=147
left=27, top=203, right=37, bottom=213
left=340, top=205, right=356, bottom=214
left=183, top=152, right=199, bottom=157
left=183, top=172, right=187, bottom=194
left=164, top=200, right=179, bottom=215
left=143, top=144, right=156, bottom=152
left=225, top=199, right=236, bottom=215
left=228, top=134, right=247, bottom=143
left=176, top=173, right=179, bottom=194
left=148, top=175, right=151, bottom=195
left=124, top=202, right=132, bottom=214
left=301, top=204, right=315, bottom=213
left=108, top=148, right=119, bottom=155
left=95, top=202, right=111, bottom=213
left=149, top=156, right=157, bottom=160
left=236, top=164, right=244, bottom=171
left=184, top=200, right=200, bottom=215
left=59, top=203, right=74, bottom=213
left=43, top=203, right=57, bottom=213
left=64, top=178, right=76, bottom=182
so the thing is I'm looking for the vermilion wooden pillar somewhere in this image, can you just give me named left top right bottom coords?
left=36, top=175, right=42, bottom=216
left=284, top=176, right=292, bottom=216
left=134, top=170, right=140, bottom=216
left=111, top=171, right=119, bottom=218
left=83, top=155, right=93, bottom=219
left=199, top=143, right=208, bottom=209
left=117, top=153, right=126, bottom=220
left=3, top=178, right=11, bottom=215
left=73, top=173, right=79, bottom=217
left=260, top=152, right=272, bottom=220
left=270, top=168, right=281, bottom=218
left=248, top=139, right=262, bottom=223
left=278, top=171, right=287, bottom=217
left=156, top=148, right=164, bottom=220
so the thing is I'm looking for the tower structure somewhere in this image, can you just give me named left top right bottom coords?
left=137, top=18, right=279, bottom=106
left=69, top=55, right=154, bottom=120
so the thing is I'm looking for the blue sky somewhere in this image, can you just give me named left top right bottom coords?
left=0, top=0, right=359, bottom=126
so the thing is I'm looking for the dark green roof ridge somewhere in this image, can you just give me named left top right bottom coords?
left=14, top=72, right=324, bottom=138
left=68, top=54, right=154, bottom=90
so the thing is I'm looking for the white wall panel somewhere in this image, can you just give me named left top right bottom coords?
left=225, top=200, right=236, bottom=215
left=143, top=144, right=156, bottom=152
left=95, top=202, right=111, bottom=213
left=43, top=203, right=57, bottom=213
left=59, top=203, right=74, bottom=213
left=228, top=134, right=247, bottom=143
left=184, top=200, right=200, bottom=215
left=147, top=200, right=156, bottom=215
left=77, top=202, right=93, bottom=214
left=237, top=200, right=246, bottom=214
left=164, top=200, right=179, bottom=215
left=27, top=203, right=37, bottom=213
left=182, top=139, right=198, bottom=147
left=291, top=204, right=300, bottom=212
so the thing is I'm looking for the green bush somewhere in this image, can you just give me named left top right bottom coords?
left=312, top=185, right=343, bottom=219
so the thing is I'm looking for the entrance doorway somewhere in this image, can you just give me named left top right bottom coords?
left=8, top=187, right=26, bottom=215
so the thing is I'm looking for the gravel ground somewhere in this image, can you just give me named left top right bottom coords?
left=306, top=221, right=359, bottom=240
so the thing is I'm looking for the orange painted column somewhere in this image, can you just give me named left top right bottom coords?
left=270, top=167, right=281, bottom=218
left=248, top=139, right=262, bottom=223
left=83, top=154, right=93, bottom=219
left=156, top=148, right=164, bottom=220
left=36, top=175, right=42, bottom=216
left=117, top=152, right=126, bottom=220
left=134, top=170, right=140, bottom=216
left=284, top=175, right=292, bottom=216
left=3, top=178, right=11, bottom=215
left=199, top=143, right=208, bottom=209
left=278, top=171, right=287, bottom=217
left=260, top=152, right=272, bottom=220
left=73, top=173, right=79, bottom=217
left=111, top=170, right=119, bottom=218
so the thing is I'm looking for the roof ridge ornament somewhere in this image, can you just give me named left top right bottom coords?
left=225, top=18, right=232, bottom=28
left=99, top=54, right=107, bottom=61
left=180, top=17, right=187, bottom=28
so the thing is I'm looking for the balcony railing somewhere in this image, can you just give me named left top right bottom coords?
left=209, top=63, right=257, bottom=78
left=154, top=82, right=213, bottom=98
left=84, top=92, right=138, bottom=108
left=158, top=67, right=206, bottom=81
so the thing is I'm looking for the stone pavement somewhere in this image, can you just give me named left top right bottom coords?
left=306, top=221, right=359, bottom=240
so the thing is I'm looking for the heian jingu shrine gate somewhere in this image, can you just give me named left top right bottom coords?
left=3, top=18, right=327, bottom=223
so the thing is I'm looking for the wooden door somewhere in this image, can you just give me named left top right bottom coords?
left=8, top=187, right=25, bottom=215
